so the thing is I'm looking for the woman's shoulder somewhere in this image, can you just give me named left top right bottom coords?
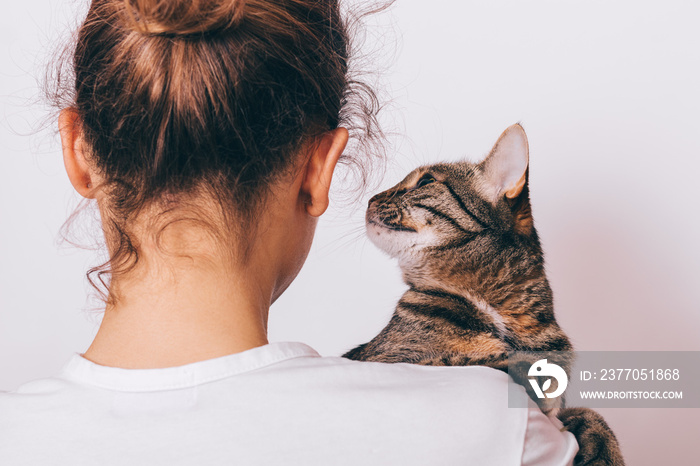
left=262, top=352, right=520, bottom=418
left=0, top=344, right=517, bottom=420
left=0, top=343, right=513, bottom=396
left=283, top=352, right=513, bottom=392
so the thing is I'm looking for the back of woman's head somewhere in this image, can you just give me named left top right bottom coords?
left=54, top=0, right=385, bottom=298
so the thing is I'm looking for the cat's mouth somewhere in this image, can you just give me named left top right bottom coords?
left=367, top=218, right=417, bottom=233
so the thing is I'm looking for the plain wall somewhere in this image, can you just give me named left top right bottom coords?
left=1, top=1, right=698, bottom=464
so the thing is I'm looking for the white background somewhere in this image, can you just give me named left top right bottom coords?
left=1, top=1, right=698, bottom=464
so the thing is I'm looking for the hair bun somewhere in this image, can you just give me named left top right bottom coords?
left=123, top=0, right=245, bottom=36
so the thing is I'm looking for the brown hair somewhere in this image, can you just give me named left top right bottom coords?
left=49, top=0, right=388, bottom=302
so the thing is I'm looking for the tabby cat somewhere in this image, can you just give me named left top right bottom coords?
left=344, top=124, right=624, bottom=465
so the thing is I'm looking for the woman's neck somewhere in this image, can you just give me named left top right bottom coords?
left=82, top=174, right=314, bottom=369
left=82, top=244, right=272, bottom=369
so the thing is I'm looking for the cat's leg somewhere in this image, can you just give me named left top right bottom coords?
left=558, top=407, right=624, bottom=466
left=342, top=343, right=369, bottom=360
left=413, top=352, right=508, bottom=369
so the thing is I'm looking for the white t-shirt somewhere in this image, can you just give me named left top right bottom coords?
left=0, top=342, right=577, bottom=465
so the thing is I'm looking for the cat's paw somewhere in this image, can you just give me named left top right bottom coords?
left=558, top=407, right=625, bottom=466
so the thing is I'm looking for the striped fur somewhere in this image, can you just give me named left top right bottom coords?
left=344, top=125, right=624, bottom=465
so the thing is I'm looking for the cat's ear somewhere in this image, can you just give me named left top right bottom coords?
left=479, top=124, right=529, bottom=200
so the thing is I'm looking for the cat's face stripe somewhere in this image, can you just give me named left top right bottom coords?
left=440, top=181, right=490, bottom=230
left=412, top=202, right=471, bottom=234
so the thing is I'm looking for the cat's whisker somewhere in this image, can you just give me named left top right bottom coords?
left=319, top=225, right=368, bottom=255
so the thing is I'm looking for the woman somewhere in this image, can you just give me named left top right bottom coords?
left=0, top=0, right=577, bottom=464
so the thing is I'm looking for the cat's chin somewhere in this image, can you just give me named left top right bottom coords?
left=366, top=220, right=437, bottom=261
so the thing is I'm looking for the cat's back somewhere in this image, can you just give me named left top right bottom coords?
left=0, top=342, right=576, bottom=465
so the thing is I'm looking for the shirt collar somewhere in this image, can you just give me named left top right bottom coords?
left=59, top=341, right=320, bottom=392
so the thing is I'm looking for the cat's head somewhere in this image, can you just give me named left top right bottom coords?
left=366, top=124, right=538, bottom=268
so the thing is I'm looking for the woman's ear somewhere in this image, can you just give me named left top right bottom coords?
left=59, top=108, right=97, bottom=199
left=301, top=128, right=349, bottom=217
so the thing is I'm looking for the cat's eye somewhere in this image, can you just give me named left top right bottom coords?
left=416, top=174, right=436, bottom=188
